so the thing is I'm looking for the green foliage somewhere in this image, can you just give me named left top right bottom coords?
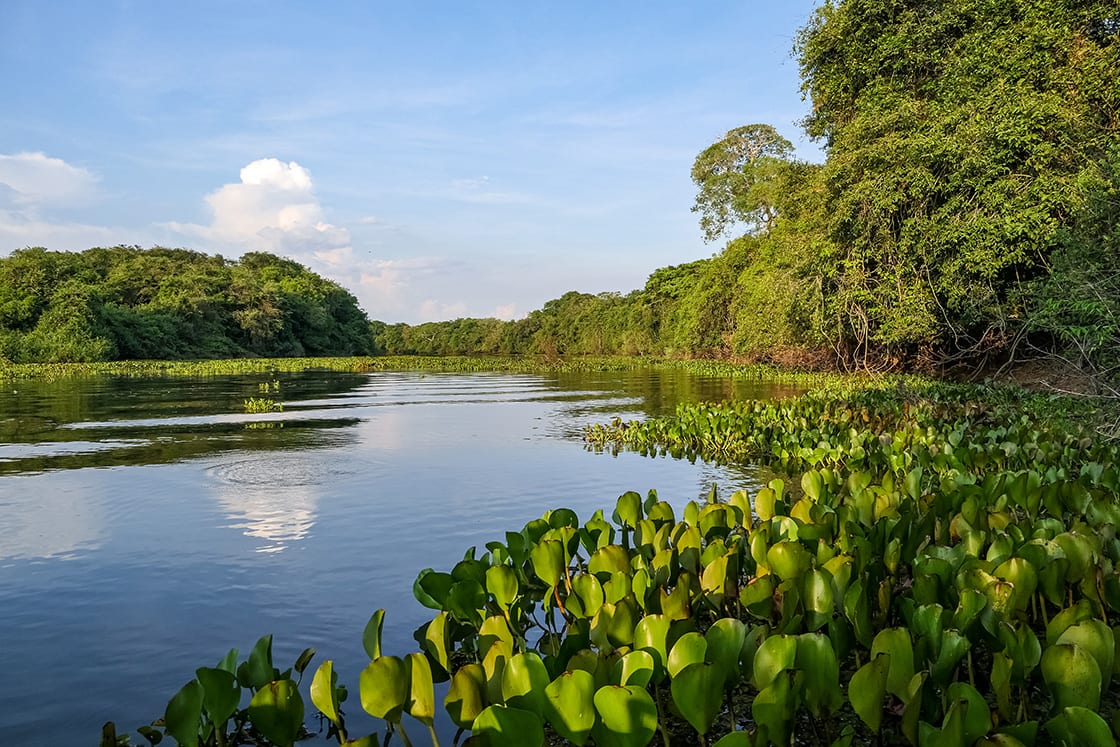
left=0, top=246, right=373, bottom=363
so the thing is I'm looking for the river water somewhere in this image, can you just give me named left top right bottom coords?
left=0, top=367, right=799, bottom=745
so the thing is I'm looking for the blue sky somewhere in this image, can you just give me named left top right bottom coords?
left=0, top=1, right=823, bottom=323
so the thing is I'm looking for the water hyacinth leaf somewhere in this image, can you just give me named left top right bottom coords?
left=741, top=575, right=775, bottom=619
left=544, top=670, right=596, bottom=746
left=589, top=545, right=631, bottom=578
left=414, top=570, right=454, bottom=610
left=501, top=652, right=550, bottom=716
left=532, top=539, right=566, bottom=588
left=713, top=731, right=753, bottom=747
left=1046, top=601, right=1095, bottom=646
left=672, top=662, right=725, bottom=736
left=572, top=574, right=605, bottom=618
left=293, top=647, right=315, bottom=677
left=359, top=656, right=409, bottom=721
left=405, top=653, right=435, bottom=726
left=473, top=704, right=544, bottom=747
left=216, top=648, right=239, bottom=675
left=849, top=654, right=889, bottom=733
left=424, top=611, right=452, bottom=673
left=803, top=568, right=835, bottom=630
left=482, top=639, right=510, bottom=704
left=871, top=628, right=915, bottom=699
left=767, top=541, right=811, bottom=582
left=706, top=617, right=748, bottom=685
left=945, top=682, right=992, bottom=745
left=486, top=565, right=519, bottom=610
left=931, top=630, right=971, bottom=685
left=1056, top=620, right=1115, bottom=688
left=447, top=580, right=487, bottom=625
left=549, top=507, right=579, bottom=529
left=1044, top=707, right=1115, bottom=747
left=603, top=571, right=632, bottom=605
left=164, top=680, right=204, bottom=747
left=796, top=633, right=842, bottom=716
left=593, top=685, right=658, bottom=747
left=668, top=631, right=708, bottom=679
left=361, top=609, right=386, bottom=662
left=1041, top=643, right=1102, bottom=711
left=310, top=660, right=340, bottom=726
left=613, top=650, right=655, bottom=688
left=248, top=679, right=304, bottom=747
left=634, top=614, right=671, bottom=680
left=953, top=589, right=988, bottom=633
left=701, top=554, right=731, bottom=609
left=614, top=491, right=642, bottom=528
left=445, top=664, right=487, bottom=729
left=752, top=634, right=797, bottom=691
left=245, top=635, right=277, bottom=690
left=195, top=667, right=240, bottom=728
left=752, top=670, right=794, bottom=747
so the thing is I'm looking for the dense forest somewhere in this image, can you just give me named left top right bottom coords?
left=376, top=0, right=1120, bottom=377
left=0, top=247, right=373, bottom=361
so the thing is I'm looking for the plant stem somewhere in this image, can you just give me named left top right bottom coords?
left=428, top=723, right=442, bottom=747
left=395, top=719, right=415, bottom=747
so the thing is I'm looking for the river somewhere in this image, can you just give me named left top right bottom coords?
left=0, top=367, right=799, bottom=745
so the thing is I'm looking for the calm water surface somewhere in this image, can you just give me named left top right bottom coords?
left=0, top=368, right=800, bottom=745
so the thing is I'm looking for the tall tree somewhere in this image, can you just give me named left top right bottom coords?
left=796, top=0, right=1120, bottom=367
left=690, top=124, right=795, bottom=241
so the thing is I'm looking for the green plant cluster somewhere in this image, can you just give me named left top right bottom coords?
left=118, top=382, right=1120, bottom=747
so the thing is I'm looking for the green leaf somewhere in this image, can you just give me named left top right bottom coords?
left=194, top=667, right=240, bottom=729
left=796, top=633, right=842, bottom=716
left=245, top=635, right=276, bottom=690
left=359, top=656, right=410, bottom=721
left=413, top=569, right=454, bottom=610
left=634, top=614, right=671, bottom=682
left=705, top=617, right=748, bottom=686
left=445, top=663, right=487, bottom=729
left=592, top=685, right=659, bottom=747
left=752, top=633, right=796, bottom=691
left=486, top=565, right=519, bottom=610
left=473, top=705, right=544, bottom=747
left=362, top=609, right=385, bottom=661
left=293, top=647, right=315, bottom=677
left=668, top=631, right=708, bottom=679
left=544, top=670, right=596, bottom=746
left=614, top=491, right=642, bottom=528
left=671, top=662, right=724, bottom=736
left=500, top=652, right=550, bottom=717
left=531, top=539, right=566, bottom=588
left=1056, top=620, right=1115, bottom=690
left=406, top=652, right=435, bottom=726
left=423, top=611, right=452, bottom=673
left=309, top=660, right=340, bottom=726
left=1041, top=643, right=1102, bottom=711
left=613, top=650, right=655, bottom=688
left=849, top=654, right=889, bottom=733
left=752, top=671, right=794, bottom=747
left=871, top=628, right=915, bottom=699
left=247, top=679, right=304, bottom=747
left=767, top=541, right=811, bottom=581
left=1045, top=707, right=1115, bottom=747
left=164, top=680, right=204, bottom=747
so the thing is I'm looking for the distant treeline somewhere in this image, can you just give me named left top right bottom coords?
left=378, top=0, right=1120, bottom=375
left=0, top=247, right=373, bottom=362
left=370, top=240, right=816, bottom=363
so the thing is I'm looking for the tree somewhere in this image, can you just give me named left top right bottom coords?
left=690, top=124, right=795, bottom=241
left=794, top=0, right=1120, bottom=367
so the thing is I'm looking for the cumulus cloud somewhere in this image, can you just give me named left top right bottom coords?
left=166, top=158, right=350, bottom=258
left=0, top=152, right=98, bottom=208
left=493, top=303, right=520, bottom=321
left=0, top=152, right=118, bottom=252
left=419, top=299, right=468, bottom=321
left=165, top=159, right=494, bottom=324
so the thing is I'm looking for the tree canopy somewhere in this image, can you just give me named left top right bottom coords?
left=0, top=246, right=373, bottom=362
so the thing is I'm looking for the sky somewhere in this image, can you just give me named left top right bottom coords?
left=0, top=1, right=824, bottom=324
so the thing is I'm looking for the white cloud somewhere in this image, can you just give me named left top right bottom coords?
left=419, top=299, right=468, bottom=321
left=493, top=303, right=519, bottom=321
left=166, top=158, right=350, bottom=258
left=0, top=152, right=98, bottom=208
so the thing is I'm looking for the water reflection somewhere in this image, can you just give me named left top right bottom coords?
left=0, top=475, right=104, bottom=560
